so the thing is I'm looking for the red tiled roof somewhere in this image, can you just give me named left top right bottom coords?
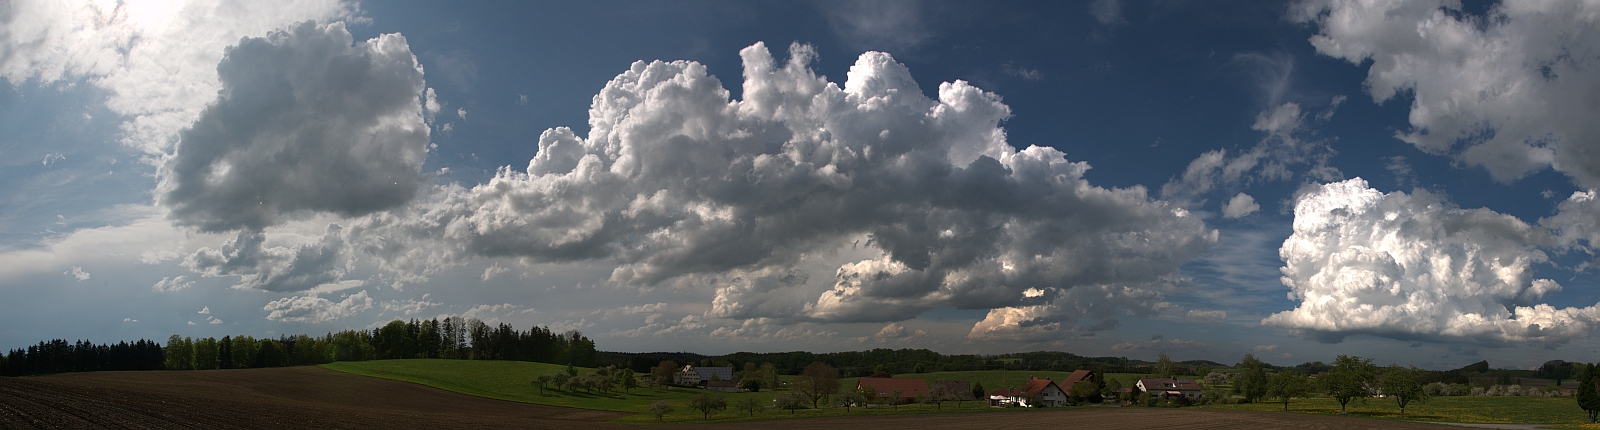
left=1018, top=377, right=1062, bottom=399
left=857, top=378, right=929, bottom=399
left=1060, top=370, right=1093, bottom=389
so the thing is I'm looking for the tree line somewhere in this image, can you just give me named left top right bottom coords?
left=1, top=318, right=597, bottom=376
left=606, top=348, right=1220, bottom=377
left=1, top=339, right=165, bottom=376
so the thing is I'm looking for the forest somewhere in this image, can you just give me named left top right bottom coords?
left=0, top=317, right=595, bottom=376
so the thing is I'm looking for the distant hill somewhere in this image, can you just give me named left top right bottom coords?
left=597, top=348, right=1224, bottom=376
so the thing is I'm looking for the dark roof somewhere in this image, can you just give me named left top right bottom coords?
left=1137, top=378, right=1202, bottom=392
left=857, top=378, right=929, bottom=398
left=934, top=380, right=974, bottom=400
left=706, top=380, right=737, bottom=387
left=989, top=388, right=1024, bottom=397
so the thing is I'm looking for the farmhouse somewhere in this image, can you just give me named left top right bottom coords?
left=990, top=377, right=1067, bottom=407
left=673, top=365, right=734, bottom=386
left=856, top=376, right=929, bottom=405
left=1136, top=378, right=1202, bottom=400
left=988, top=388, right=1023, bottom=406
left=1058, top=369, right=1094, bottom=390
left=705, top=380, right=738, bottom=393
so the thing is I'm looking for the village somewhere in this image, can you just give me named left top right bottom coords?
left=670, top=362, right=1209, bottom=409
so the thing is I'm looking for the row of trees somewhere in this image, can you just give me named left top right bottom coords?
left=2, top=318, right=597, bottom=376
left=1, top=339, right=165, bottom=376
left=613, top=348, right=1215, bottom=378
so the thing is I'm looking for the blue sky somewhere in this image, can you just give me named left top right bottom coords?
left=3, top=0, right=1599, bottom=370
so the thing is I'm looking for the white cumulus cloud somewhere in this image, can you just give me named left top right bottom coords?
left=263, top=290, right=372, bottom=323
left=1221, top=193, right=1259, bottom=219
left=348, top=42, right=1216, bottom=330
left=1265, top=178, right=1597, bottom=346
left=184, top=224, right=353, bottom=292
left=0, top=0, right=357, bottom=155
left=1293, top=0, right=1600, bottom=187
left=64, top=266, right=90, bottom=280
left=159, top=21, right=431, bottom=232
left=151, top=276, right=195, bottom=292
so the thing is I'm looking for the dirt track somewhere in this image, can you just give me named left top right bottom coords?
left=1, top=367, right=1457, bottom=429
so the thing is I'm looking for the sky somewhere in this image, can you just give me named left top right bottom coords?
left=3, top=0, right=1599, bottom=371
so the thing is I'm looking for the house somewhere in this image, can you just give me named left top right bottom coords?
left=673, top=365, right=734, bottom=386
left=706, top=380, right=738, bottom=393
left=1015, top=377, right=1068, bottom=407
left=673, top=365, right=700, bottom=385
left=988, top=388, right=1023, bottom=407
left=1059, top=369, right=1094, bottom=390
left=856, top=376, right=929, bottom=405
left=933, top=380, right=975, bottom=400
left=1136, top=378, right=1203, bottom=400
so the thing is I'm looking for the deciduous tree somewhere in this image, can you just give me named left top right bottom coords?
left=1069, top=380, right=1098, bottom=405
left=533, top=374, right=552, bottom=394
left=795, top=361, right=839, bottom=409
left=1322, top=355, right=1377, bottom=413
left=689, top=392, right=727, bottom=420
left=1265, top=371, right=1310, bottom=411
left=1234, top=353, right=1268, bottom=403
left=1155, top=352, right=1175, bottom=378
left=924, top=383, right=956, bottom=409
left=735, top=395, right=764, bottom=417
left=776, top=391, right=807, bottom=414
left=835, top=389, right=867, bottom=411
left=648, top=400, right=673, bottom=422
left=1378, top=365, right=1428, bottom=418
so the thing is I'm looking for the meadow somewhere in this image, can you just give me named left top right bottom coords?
left=326, top=359, right=1594, bottom=426
left=1198, top=395, right=1592, bottom=428
left=325, top=359, right=1030, bottom=423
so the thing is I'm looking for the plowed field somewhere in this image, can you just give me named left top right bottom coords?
left=1, top=367, right=1455, bottom=429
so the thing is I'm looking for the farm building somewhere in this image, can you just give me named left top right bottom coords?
left=856, top=376, right=929, bottom=405
left=1136, top=378, right=1202, bottom=400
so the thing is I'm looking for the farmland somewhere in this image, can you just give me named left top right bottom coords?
left=0, top=365, right=1466, bottom=429
left=1200, top=395, right=1589, bottom=428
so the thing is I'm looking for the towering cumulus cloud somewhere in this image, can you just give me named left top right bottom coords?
left=161, top=21, right=431, bottom=232
left=355, top=42, right=1215, bottom=327
left=1266, top=178, right=1600, bottom=346
left=1293, top=0, right=1600, bottom=187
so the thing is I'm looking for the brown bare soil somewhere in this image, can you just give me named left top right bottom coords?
left=1, top=367, right=1455, bottom=429
left=0, top=366, right=626, bottom=429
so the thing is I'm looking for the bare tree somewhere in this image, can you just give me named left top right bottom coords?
left=795, top=362, right=839, bottom=409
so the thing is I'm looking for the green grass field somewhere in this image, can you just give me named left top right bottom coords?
left=323, top=359, right=1019, bottom=423
left=324, top=360, right=1596, bottom=426
left=1198, top=395, right=1592, bottom=427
